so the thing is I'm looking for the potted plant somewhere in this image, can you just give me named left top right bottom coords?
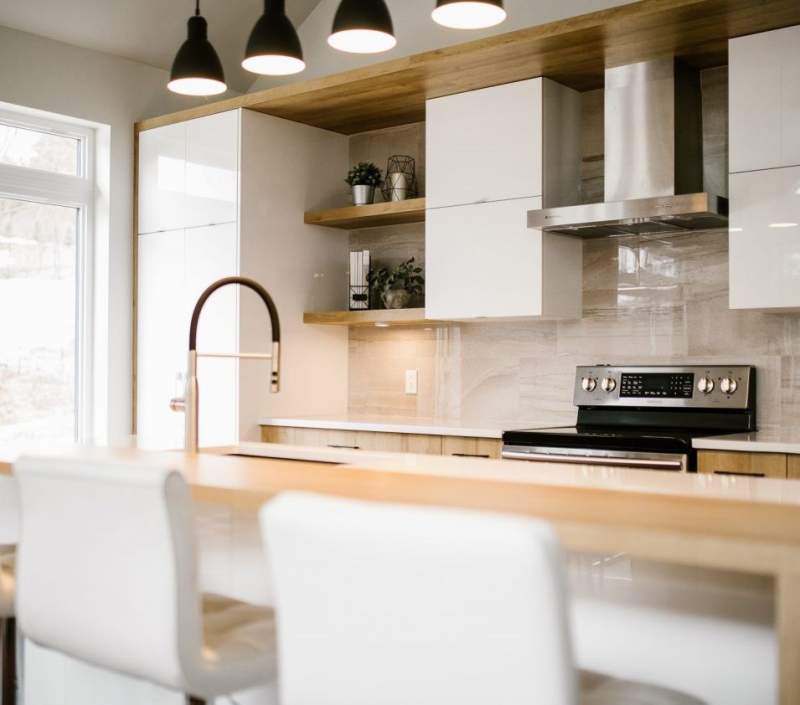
left=367, top=257, right=425, bottom=309
left=346, top=162, right=382, bottom=206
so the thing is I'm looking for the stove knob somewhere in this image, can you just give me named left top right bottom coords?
left=697, top=377, right=715, bottom=394
left=581, top=376, right=597, bottom=392
left=601, top=377, right=617, bottom=393
left=720, top=377, right=738, bottom=395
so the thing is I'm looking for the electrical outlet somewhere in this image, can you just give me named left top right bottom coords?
left=405, top=369, right=418, bottom=395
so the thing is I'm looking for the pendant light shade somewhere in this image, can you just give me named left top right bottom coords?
left=168, top=2, right=226, bottom=96
left=328, top=0, right=397, bottom=54
left=243, top=0, right=306, bottom=76
left=432, top=0, right=507, bottom=30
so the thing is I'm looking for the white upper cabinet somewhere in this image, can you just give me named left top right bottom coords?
left=730, top=25, right=800, bottom=173
left=137, top=121, right=186, bottom=234
left=426, top=198, right=582, bottom=320
left=185, top=111, right=239, bottom=229
left=426, top=79, right=544, bottom=209
left=138, top=111, right=239, bottom=234
left=729, top=167, right=800, bottom=311
left=425, top=78, right=582, bottom=320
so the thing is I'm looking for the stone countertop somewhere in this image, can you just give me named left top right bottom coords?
left=257, top=414, right=572, bottom=439
left=693, top=428, right=800, bottom=454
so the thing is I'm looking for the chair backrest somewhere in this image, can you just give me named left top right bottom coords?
left=0, top=474, right=19, bottom=546
left=14, top=455, right=202, bottom=691
left=261, top=492, right=577, bottom=705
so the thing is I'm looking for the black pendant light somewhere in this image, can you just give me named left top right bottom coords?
left=432, top=0, right=507, bottom=30
left=328, top=0, right=397, bottom=54
left=168, top=1, right=227, bottom=96
left=242, top=0, right=306, bottom=76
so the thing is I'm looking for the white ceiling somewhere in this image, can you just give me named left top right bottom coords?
left=0, top=0, right=323, bottom=92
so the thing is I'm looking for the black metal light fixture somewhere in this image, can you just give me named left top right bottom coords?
left=242, top=0, right=306, bottom=76
left=432, top=0, right=507, bottom=29
left=168, top=0, right=226, bottom=96
left=328, top=0, right=397, bottom=54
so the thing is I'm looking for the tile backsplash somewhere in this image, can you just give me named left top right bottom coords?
left=349, top=230, right=800, bottom=430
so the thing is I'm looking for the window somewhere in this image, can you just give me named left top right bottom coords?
left=0, top=108, right=94, bottom=445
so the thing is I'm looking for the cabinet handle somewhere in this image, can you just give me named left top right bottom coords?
left=713, top=470, right=765, bottom=478
left=451, top=453, right=491, bottom=459
left=328, top=444, right=361, bottom=451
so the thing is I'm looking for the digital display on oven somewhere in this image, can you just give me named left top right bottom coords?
left=619, top=373, right=695, bottom=398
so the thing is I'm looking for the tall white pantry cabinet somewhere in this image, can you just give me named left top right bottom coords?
left=728, top=25, right=800, bottom=311
left=136, top=109, right=349, bottom=449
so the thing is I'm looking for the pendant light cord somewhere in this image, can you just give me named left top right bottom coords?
left=195, top=0, right=200, bottom=17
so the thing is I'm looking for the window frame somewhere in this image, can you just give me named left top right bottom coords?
left=0, top=107, right=96, bottom=443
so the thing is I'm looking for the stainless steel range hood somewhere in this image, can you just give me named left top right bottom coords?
left=529, top=59, right=728, bottom=238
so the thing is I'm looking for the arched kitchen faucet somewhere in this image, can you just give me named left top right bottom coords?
left=170, top=276, right=281, bottom=452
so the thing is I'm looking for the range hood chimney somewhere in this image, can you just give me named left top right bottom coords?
left=529, top=58, right=728, bottom=237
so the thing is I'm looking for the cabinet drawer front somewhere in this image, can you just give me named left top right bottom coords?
left=260, top=428, right=442, bottom=455
left=698, top=451, right=787, bottom=478
left=442, top=437, right=502, bottom=460
left=261, top=427, right=361, bottom=449
left=788, top=455, right=800, bottom=480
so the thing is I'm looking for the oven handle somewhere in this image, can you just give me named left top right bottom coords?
left=501, top=450, right=686, bottom=471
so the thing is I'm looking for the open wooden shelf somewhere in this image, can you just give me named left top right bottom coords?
left=136, top=0, right=800, bottom=136
left=303, top=308, right=435, bottom=327
left=304, top=198, right=426, bottom=230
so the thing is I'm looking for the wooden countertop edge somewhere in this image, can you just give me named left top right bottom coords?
left=5, top=448, right=800, bottom=562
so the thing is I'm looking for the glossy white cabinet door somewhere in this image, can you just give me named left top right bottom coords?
left=136, top=229, right=186, bottom=449
left=137, top=122, right=186, bottom=234
left=185, top=111, right=239, bottom=229
left=426, top=197, right=582, bottom=319
left=426, top=79, right=543, bottom=209
left=185, top=222, right=239, bottom=447
left=730, top=167, right=800, bottom=310
left=730, top=25, right=800, bottom=173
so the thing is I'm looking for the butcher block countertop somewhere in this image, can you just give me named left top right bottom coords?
left=3, top=442, right=800, bottom=704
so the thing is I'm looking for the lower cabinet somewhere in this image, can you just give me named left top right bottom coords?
left=697, top=450, right=789, bottom=479
left=441, top=436, right=502, bottom=459
left=260, top=426, right=502, bottom=458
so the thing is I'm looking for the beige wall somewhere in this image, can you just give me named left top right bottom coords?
left=0, top=24, right=238, bottom=443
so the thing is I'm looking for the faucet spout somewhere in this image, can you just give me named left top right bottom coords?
left=174, top=276, right=281, bottom=452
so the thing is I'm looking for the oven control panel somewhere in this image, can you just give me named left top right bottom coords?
left=574, top=365, right=754, bottom=409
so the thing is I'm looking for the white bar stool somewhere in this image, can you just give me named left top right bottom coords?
left=0, top=475, right=19, bottom=705
left=260, top=492, right=703, bottom=705
left=14, top=456, right=279, bottom=705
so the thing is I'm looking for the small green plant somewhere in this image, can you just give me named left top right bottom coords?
left=345, top=161, right=382, bottom=187
left=368, top=257, right=425, bottom=308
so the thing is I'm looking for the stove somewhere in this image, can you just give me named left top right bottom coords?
left=502, top=365, right=757, bottom=472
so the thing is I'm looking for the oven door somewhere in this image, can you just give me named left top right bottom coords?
left=501, top=445, right=688, bottom=472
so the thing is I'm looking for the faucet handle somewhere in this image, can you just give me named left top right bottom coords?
left=169, top=397, right=186, bottom=413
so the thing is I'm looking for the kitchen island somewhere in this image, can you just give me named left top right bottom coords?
left=2, top=443, right=798, bottom=704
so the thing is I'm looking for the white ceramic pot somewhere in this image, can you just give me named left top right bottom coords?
left=352, top=185, right=375, bottom=206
